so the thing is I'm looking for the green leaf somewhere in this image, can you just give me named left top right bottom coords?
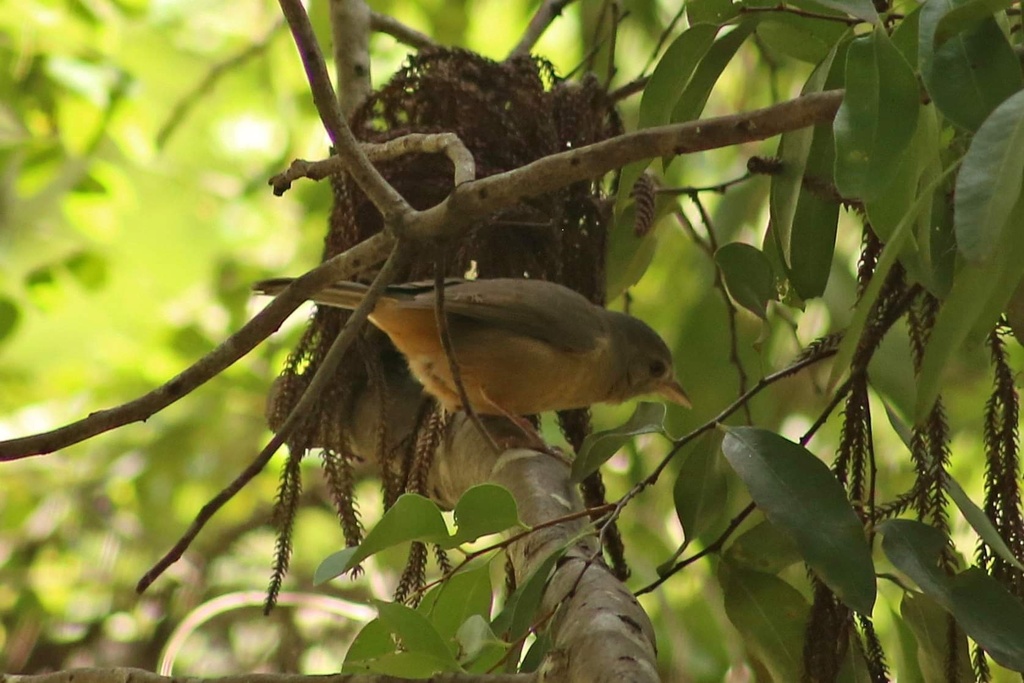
left=725, top=519, right=803, bottom=574
left=919, top=0, right=1022, bottom=132
left=946, top=478, right=1024, bottom=571
left=315, top=494, right=448, bottom=583
left=879, top=519, right=952, bottom=600
left=606, top=201, right=662, bottom=300
left=834, top=30, right=920, bottom=202
left=673, top=430, right=729, bottom=548
left=419, top=562, right=494, bottom=641
left=375, top=600, right=460, bottom=665
left=934, top=0, right=1015, bottom=46
left=719, top=562, right=810, bottom=681
left=639, top=24, right=720, bottom=131
left=901, top=594, right=975, bottom=682
left=883, top=522, right=1024, bottom=669
left=451, top=484, right=522, bottom=545
left=954, top=89, right=1024, bottom=264
left=0, top=297, right=21, bottom=343
left=492, top=546, right=567, bottom=641
left=770, top=44, right=843, bottom=296
left=756, top=15, right=851, bottom=64
left=807, top=0, right=880, bottom=23
left=788, top=107, right=840, bottom=299
left=571, top=402, right=666, bottom=483
left=519, top=629, right=552, bottom=673
left=343, top=619, right=395, bottom=671
left=948, top=568, right=1024, bottom=668
left=671, top=19, right=759, bottom=124
left=721, top=426, right=876, bottom=614
left=714, top=243, right=776, bottom=319
left=454, top=615, right=506, bottom=669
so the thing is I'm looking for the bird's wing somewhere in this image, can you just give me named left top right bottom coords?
left=402, top=278, right=608, bottom=353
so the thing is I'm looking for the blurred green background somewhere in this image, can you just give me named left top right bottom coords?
left=1, top=0, right=1018, bottom=678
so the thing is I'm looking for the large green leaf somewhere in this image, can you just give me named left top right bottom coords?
left=715, top=242, right=776, bottom=319
left=901, top=594, right=975, bottom=682
left=946, top=477, right=1024, bottom=571
left=934, top=0, right=1015, bottom=46
left=770, top=43, right=845, bottom=299
left=881, top=519, right=1024, bottom=670
left=672, top=430, right=729, bottom=549
left=419, top=562, right=494, bottom=641
left=721, top=426, right=876, bottom=614
left=315, top=485, right=520, bottom=583
left=571, top=401, right=666, bottom=482
left=834, top=30, right=920, bottom=202
left=671, top=19, right=759, bottom=124
left=919, top=0, right=1022, bottom=132
left=954, top=88, right=1024, bottom=264
left=724, top=519, right=803, bottom=574
left=719, top=562, right=810, bottom=681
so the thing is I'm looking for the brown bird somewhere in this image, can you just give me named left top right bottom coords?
left=254, top=277, right=690, bottom=416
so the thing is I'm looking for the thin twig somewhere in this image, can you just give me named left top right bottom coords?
left=508, top=0, right=578, bottom=58
left=0, top=233, right=393, bottom=461
left=433, top=258, right=501, bottom=454
left=689, top=193, right=753, bottom=423
left=277, top=0, right=410, bottom=224
left=634, top=501, right=755, bottom=595
left=270, top=132, right=475, bottom=195
left=658, top=172, right=754, bottom=196
left=370, top=11, right=436, bottom=49
left=137, top=242, right=407, bottom=592
left=738, top=3, right=864, bottom=24
left=635, top=373, right=853, bottom=596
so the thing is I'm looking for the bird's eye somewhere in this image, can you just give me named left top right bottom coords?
left=648, top=359, right=667, bottom=378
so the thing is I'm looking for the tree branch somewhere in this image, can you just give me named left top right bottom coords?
left=331, top=0, right=372, bottom=117
left=403, top=89, right=845, bottom=239
left=508, top=0, right=578, bottom=58
left=370, top=11, right=437, bottom=49
left=0, top=234, right=394, bottom=461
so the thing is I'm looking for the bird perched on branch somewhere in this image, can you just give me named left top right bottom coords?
left=254, top=277, right=690, bottom=417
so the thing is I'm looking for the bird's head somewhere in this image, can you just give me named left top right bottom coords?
left=607, top=312, right=691, bottom=408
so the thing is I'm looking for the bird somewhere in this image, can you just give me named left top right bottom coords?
left=254, top=277, right=690, bottom=417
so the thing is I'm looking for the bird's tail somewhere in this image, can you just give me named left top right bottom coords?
left=253, top=278, right=371, bottom=310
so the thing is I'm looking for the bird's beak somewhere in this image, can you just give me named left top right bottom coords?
left=657, top=379, right=692, bottom=409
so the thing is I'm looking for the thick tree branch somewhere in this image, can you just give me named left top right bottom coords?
left=403, top=89, right=844, bottom=239
left=331, top=0, right=372, bottom=117
left=278, top=0, right=410, bottom=225
left=0, top=90, right=844, bottom=460
left=339, top=371, right=658, bottom=683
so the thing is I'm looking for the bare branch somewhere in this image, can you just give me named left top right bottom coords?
left=508, top=0, right=578, bottom=58
left=331, top=0, right=372, bottom=117
left=370, top=11, right=436, bottom=49
left=270, top=132, right=476, bottom=195
left=277, top=0, right=410, bottom=224
left=0, top=233, right=393, bottom=461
